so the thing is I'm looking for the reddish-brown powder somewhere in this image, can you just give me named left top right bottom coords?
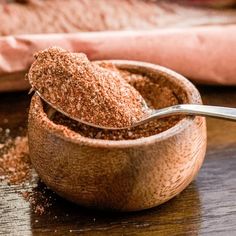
left=51, top=69, right=183, bottom=140
left=28, top=47, right=145, bottom=129
left=21, top=185, right=53, bottom=215
left=0, top=135, right=30, bottom=184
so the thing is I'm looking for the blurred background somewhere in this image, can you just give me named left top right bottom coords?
left=1, top=1, right=236, bottom=235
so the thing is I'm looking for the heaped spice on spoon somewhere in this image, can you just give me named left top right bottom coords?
left=27, top=47, right=145, bottom=129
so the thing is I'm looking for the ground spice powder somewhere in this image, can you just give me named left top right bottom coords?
left=21, top=183, right=54, bottom=215
left=0, top=134, right=30, bottom=184
left=28, top=47, right=145, bottom=129
left=51, top=69, right=183, bottom=140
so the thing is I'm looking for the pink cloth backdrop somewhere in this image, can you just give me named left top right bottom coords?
left=0, top=25, right=236, bottom=91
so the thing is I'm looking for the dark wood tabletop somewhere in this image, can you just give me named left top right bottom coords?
left=0, top=85, right=236, bottom=236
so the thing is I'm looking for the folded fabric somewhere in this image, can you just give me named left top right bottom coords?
left=0, top=25, right=236, bottom=92
left=1, top=0, right=236, bottom=36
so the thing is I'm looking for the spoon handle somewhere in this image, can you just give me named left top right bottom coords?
left=150, top=104, right=236, bottom=121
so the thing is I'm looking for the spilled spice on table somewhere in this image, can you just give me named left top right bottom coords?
left=0, top=127, right=54, bottom=215
left=21, top=182, right=55, bottom=215
left=0, top=129, right=30, bottom=184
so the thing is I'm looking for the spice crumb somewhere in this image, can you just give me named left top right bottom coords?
left=35, top=205, right=45, bottom=215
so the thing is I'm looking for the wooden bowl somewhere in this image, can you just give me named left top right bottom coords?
left=28, top=61, right=207, bottom=211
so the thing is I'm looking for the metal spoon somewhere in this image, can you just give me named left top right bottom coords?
left=35, top=90, right=236, bottom=130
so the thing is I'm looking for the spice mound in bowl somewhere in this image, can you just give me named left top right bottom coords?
left=28, top=47, right=145, bottom=129
left=28, top=56, right=207, bottom=211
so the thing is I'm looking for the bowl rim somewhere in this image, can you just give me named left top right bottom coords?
left=30, top=60, right=202, bottom=148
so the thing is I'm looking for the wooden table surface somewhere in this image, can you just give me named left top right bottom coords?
left=0, top=86, right=236, bottom=235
